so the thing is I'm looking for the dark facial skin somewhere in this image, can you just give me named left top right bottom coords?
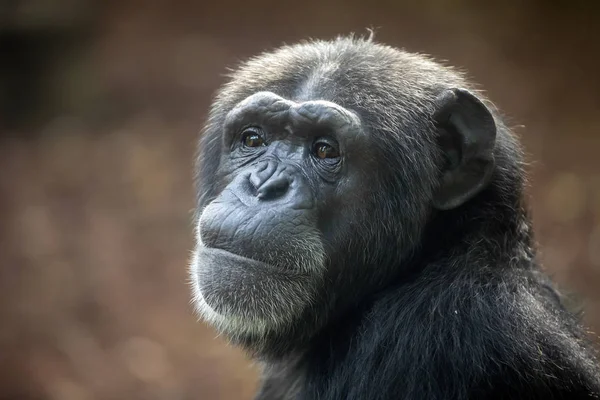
left=190, top=36, right=600, bottom=399
left=193, top=90, right=387, bottom=344
left=200, top=90, right=365, bottom=267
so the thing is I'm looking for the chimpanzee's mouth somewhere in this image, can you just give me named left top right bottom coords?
left=197, top=245, right=309, bottom=277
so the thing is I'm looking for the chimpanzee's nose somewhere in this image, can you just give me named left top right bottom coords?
left=249, top=160, right=292, bottom=201
left=256, top=176, right=290, bottom=200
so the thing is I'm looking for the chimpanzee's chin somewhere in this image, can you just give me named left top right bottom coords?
left=193, top=246, right=316, bottom=326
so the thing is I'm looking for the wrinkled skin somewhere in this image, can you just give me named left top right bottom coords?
left=190, top=36, right=600, bottom=400
left=193, top=91, right=371, bottom=339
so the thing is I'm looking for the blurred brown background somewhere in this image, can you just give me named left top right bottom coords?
left=0, top=1, right=599, bottom=399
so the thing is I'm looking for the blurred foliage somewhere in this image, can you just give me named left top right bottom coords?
left=0, top=0, right=599, bottom=399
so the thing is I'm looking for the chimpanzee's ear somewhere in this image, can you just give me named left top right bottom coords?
left=431, top=88, right=497, bottom=210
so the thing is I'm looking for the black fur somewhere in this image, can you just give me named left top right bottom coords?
left=190, top=35, right=600, bottom=399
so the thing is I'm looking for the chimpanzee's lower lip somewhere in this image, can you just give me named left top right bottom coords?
left=199, top=245, right=268, bottom=265
left=197, top=245, right=308, bottom=277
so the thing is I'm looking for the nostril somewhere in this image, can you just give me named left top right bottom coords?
left=257, top=177, right=290, bottom=200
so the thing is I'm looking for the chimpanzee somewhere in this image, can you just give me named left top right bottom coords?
left=189, top=35, right=600, bottom=399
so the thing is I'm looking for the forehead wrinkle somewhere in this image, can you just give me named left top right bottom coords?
left=224, top=92, right=293, bottom=131
left=288, top=100, right=364, bottom=140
